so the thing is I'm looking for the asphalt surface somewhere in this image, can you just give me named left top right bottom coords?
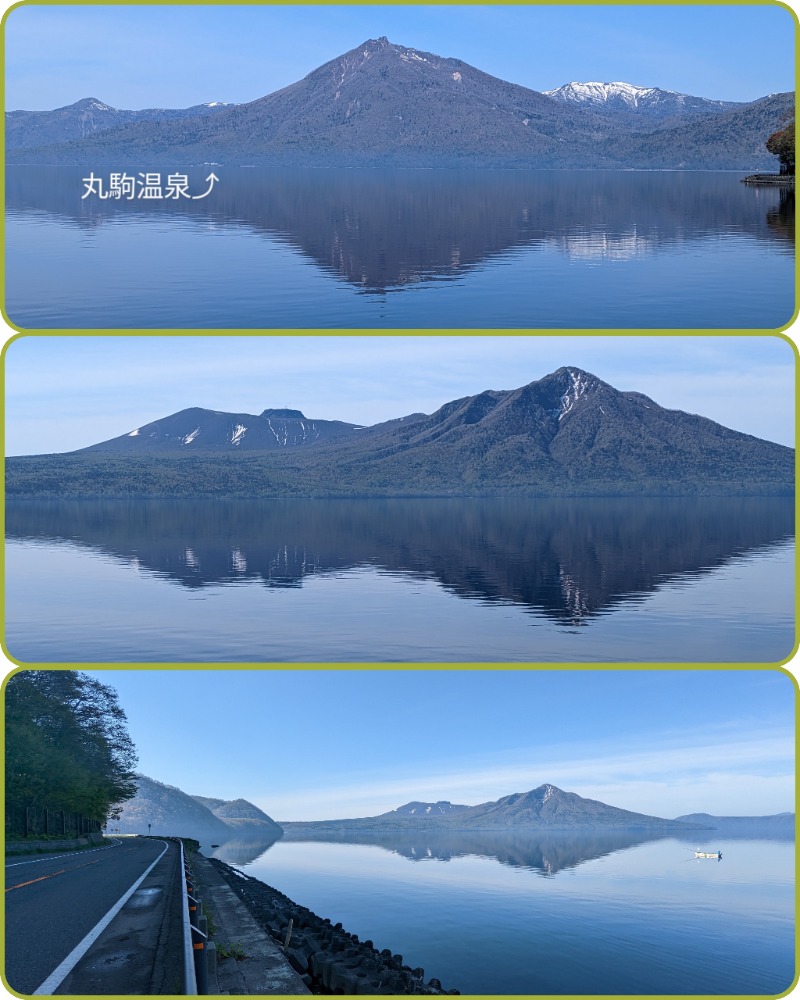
left=4, top=837, right=178, bottom=995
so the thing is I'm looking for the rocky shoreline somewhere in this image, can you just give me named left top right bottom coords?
left=207, top=858, right=458, bottom=995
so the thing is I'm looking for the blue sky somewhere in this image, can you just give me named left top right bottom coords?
left=70, top=668, right=797, bottom=820
left=3, top=334, right=795, bottom=455
left=4, top=4, right=795, bottom=110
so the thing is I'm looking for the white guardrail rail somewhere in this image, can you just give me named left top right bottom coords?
left=179, top=839, right=202, bottom=995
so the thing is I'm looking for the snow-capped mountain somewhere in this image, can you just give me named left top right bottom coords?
left=544, top=81, right=741, bottom=125
left=80, top=406, right=366, bottom=452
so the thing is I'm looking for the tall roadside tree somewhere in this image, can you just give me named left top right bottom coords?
left=5, top=670, right=138, bottom=822
left=766, top=121, right=795, bottom=175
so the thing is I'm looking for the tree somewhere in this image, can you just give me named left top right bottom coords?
left=766, top=122, right=795, bottom=175
left=5, top=670, right=138, bottom=821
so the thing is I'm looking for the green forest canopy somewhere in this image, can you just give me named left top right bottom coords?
left=5, top=670, right=138, bottom=822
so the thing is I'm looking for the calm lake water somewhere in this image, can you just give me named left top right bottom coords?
left=4, top=497, right=794, bottom=663
left=5, top=166, right=794, bottom=329
left=201, top=831, right=795, bottom=995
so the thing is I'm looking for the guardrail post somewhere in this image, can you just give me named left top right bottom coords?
left=192, top=925, right=209, bottom=995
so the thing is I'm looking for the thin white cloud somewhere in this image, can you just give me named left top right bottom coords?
left=257, top=731, right=794, bottom=821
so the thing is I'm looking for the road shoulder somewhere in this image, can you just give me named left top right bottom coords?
left=52, top=839, right=184, bottom=995
left=190, top=851, right=310, bottom=995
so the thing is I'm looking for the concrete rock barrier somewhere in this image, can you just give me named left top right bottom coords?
left=208, top=858, right=459, bottom=995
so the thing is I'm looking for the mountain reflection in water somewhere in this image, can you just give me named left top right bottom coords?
left=6, top=496, right=793, bottom=626
left=277, top=828, right=665, bottom=877
left=202, top=834, right=282, bottom=866
left=205, top=829, right=667, bottom=873
left=198, top=828, right=793, bottom=995
left=6, top=166, right=793, bottom=295
left=205, top=823, right=792, bottom=874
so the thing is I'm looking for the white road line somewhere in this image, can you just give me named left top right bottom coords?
left=6, top=839, right=122, bottom=868
left=32, top=840, right=170, bottom=995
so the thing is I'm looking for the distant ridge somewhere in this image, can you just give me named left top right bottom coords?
left=190, top=794, right=283, bottom=834
left=6, top=37, right=790, bottom=168
left=113, top=774, right=282, bottom=841
left=7, top=367, right=793, bottom=498
left=5, top=96, right=236, bottom=150
left=675, top=812, right=795, bottom=834
left=282, top=784, right=711, bottom=831
left=81, top=405, right=364, bottom=452
left=543, top=81, right=741, bottom=126
left=392, top=801, right=471, bottom=817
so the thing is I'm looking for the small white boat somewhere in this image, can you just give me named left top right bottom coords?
left=694, top=850, right=722, bottom=859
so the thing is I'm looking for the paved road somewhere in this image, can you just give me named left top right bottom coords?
left=4, top=838, right=171, bottom=994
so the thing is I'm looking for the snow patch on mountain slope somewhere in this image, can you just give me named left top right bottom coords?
left=559, top=368, right=598, bottom=420
left=544, top=81, right=665, bottom=107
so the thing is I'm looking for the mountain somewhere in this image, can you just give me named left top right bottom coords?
left=543, top=81, right=741, bottom=128
left=191, top=795, right=227, bottom=810
left=111, top=774, right=282, bottom=842
left=191, top=795, right=283, bottom=833
left=434, top=785, right=705, bottom=830
left=5, top=38, right=614, bottom=167
left=7, top=366, right=793, bottom=498
left=599, top=92, right=796, bottom=169
left=6, top=38, right=789, bottom=169
left=675, top=812, right=795, bottom=835
left=112, top=774, right=232, bottom=837
left=391, top=801, right=471, bottom=817
left=282, top=784, right=708, bottom=831
left=82, top=406, right=367, bottom=453
left=5, top=96, right=236, bottom=150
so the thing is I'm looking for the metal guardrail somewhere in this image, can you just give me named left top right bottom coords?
left=179, top=840, right=199, bottom=995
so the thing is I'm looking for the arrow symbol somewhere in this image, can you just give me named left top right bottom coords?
left=192, top=173, right=219, bottom=200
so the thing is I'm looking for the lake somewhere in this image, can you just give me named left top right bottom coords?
left=4, top=496, right=794, bottom=663
left=201, top=830, right=795, bottom=995
left=4, top=166, right=794, bottom=329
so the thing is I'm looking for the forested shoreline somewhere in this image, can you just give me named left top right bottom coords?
left=5, top=672, right=138, bottom=835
